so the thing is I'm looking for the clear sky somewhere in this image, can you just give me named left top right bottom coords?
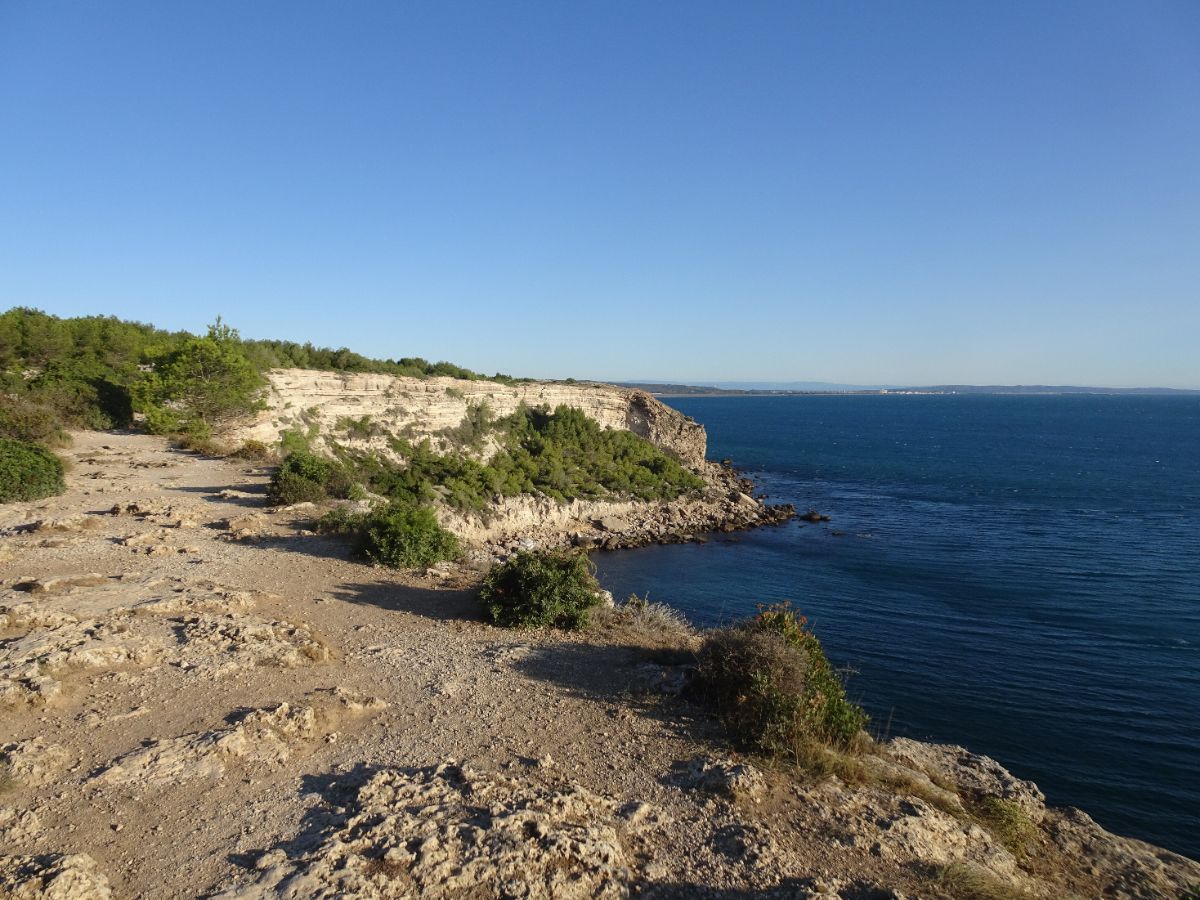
left=2, top=2, right=1198, bottom=387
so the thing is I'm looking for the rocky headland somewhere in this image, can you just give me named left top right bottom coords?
left=2, top=377, right=1198, bottom=898
left=232, top=369, right=794, bottom=555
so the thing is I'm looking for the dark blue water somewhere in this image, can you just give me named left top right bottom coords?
left=593, top=395, right=1200, bottom=859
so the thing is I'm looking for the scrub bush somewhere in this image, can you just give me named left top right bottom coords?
left=480, top=550, right=603, bottom=630
left=976, top=797, right=1037, bottom=858
left=136, top=320, right=263, bottom=429
left=268, top=449, right=355, bottom=505
left=0, top=394, right=70, bottom=446
left=693, top=603, right=867, bottom=754
left=232, top=439, right=272, bottom=461
left=360, top=503, right=460, bottom=568
left=0, top=438, right=66, bottom=503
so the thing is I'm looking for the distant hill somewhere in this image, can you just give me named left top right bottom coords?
left=911, top=384, right=1200, bottom=395
left=617, top=381, right=1200, bottom=397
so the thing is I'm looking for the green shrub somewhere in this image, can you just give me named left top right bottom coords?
left=313, top=505, right=367, bottom=536
left=480, top=549, right=603, bottom=630
left=488, top=405, right=705, bottom=503
left=360, top=503, right=460, bottom=568
left=141, top=404, right=183, bottom=435
left=135, top=320, right=264, bottom=429
left=174, top=419, right=224, bottom=456
left=336, top=404, right=705, bottom=515
left=27, top=360, right=133, bottom=429
left=693, top=603, right=867, bottom=755
left=279, top=424, right=319, bottom=456
left=267, top=449, right=355, bottom=505
left=269, top=469, right=327, bottom=505
left=440, top=402, right=493, bottom=451
left=0, top=438, right=66, bottom=503
left=335, top=414, right=377, bottom=439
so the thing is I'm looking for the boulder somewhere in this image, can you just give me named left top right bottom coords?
left=594, top=515, right=632, bottom=533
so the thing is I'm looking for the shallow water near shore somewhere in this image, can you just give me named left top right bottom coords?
left=592, top=394, right=1200, bottom=859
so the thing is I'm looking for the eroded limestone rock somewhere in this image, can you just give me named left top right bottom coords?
left=0, top=602, right=80, bottom=632
left=887, top=738, right=1045, bottom=823
left=675, top=755, right=767, bottom=801
left=179, top=616, right=329, bottom=672
left=225, top=763, right=651, bottom=899
left=0, top=579, right=328, bottom=706
left=13, top=574, right=110, bottom=596
left=1, top=737, right=73, bottom=787
left=97, top=702, right=319, bottom=785
left=1043, top=806, right=1200, bottom=899
left=0, top=853, right=112, bottom=899
left=0, top=806, right=42, bottom=844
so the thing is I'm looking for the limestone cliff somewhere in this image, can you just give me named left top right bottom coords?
left=230, top=369, right=788, bottom=550
left=234, top=369, right=707, bottom=468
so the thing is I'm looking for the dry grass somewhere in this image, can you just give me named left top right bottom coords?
left=590, top=595, right=695, bottom=643
left=788, top=740, right=965, bottom=817
left=230, top=439, right=277, bottom=463
left=934, top=862, right=1034, bottom=900
left=975, top=797, right=1038, bottom=858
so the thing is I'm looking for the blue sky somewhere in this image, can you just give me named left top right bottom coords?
left=2, top=2, right=1198, bottom=387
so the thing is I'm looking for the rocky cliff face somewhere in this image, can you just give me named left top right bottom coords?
left=234, top=369, right=707, bottom=468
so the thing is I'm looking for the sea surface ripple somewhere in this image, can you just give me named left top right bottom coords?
left=593, top=394, right=1200, bottom=858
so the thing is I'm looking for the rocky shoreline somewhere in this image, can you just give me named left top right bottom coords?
left=457, top=461, right=796, bottom=559
left=2, top=432, right=1199, bottom=898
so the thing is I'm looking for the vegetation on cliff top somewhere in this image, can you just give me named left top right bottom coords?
left=298, top=404, right=703, bottom=567
left=0, top=307, right=520, bottom=444
left=2, top=307, right=702, bottom=518
left=322, top=404, right=704, bottom=512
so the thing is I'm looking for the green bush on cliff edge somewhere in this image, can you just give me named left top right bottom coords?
left=692, top=603, right=867, bottom=754
left=480, top=550, right=603, bottom=630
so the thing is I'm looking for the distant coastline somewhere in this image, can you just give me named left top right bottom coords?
left=617, top=381, right=1200, bottom=397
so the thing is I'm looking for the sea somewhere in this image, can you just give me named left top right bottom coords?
left=592, top=394, right=1200, bottom=859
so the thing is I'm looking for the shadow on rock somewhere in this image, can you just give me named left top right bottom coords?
left=167, top=484, right=268, bottom=507
left=229, top=762, right=386, bottom=870
left=638, top=882, right=900, bottom=899
left=328, top=579, right=483, bottom=624
left=509, top=639, right=721, bottom=747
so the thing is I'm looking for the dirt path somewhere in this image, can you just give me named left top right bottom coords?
left=2, top=432, right=1197, bottom=898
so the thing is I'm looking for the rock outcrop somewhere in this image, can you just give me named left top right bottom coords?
left=0, top=576, right=329, bottom=708
left=224, top=762, right=653, bottom=899
left=0, top=853, right=112, bottom=899
left=229, top=369, right=793, bottom=551
left=235, top=369, right=708, bottom=468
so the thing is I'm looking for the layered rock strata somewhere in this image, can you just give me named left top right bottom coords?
left=236, top=370, right=707, bottom=467
left=233, top=369, right=794, bottom=550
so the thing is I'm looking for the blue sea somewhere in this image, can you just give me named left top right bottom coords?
left=593, top=394, right=1200, bottom=859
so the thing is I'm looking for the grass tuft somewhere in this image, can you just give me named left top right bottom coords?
left=975, top=797, right=1038, bottom=858
left=934, top=862, right=1033, bottom=900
